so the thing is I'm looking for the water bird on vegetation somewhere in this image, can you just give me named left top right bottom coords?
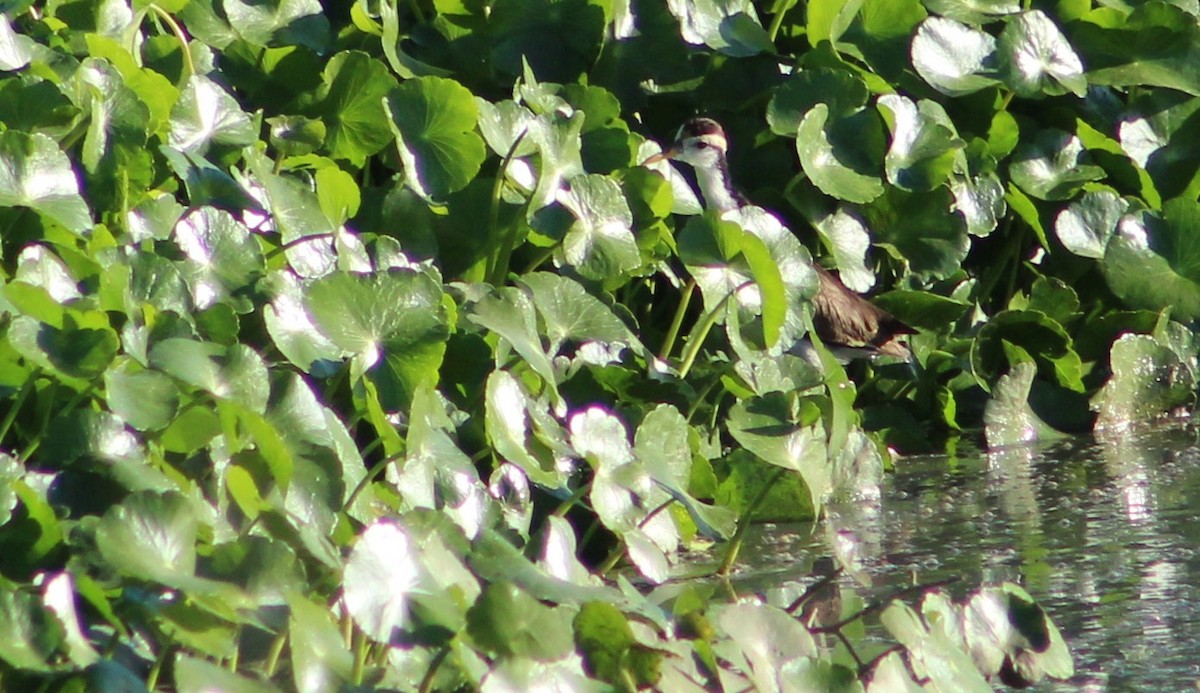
left=646, top=117, right=914, bottom=362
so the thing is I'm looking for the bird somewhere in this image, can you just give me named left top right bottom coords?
left=646, top=117, right=914, bottom=361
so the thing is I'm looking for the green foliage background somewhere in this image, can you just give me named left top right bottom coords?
left=0, top=0, right=1193, bottom=688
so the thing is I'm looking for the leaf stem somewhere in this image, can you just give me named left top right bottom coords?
left=551, top=481, right=591, bottom=517
left=147, top=643, right=171, bottom=690
left=487, top=129, right=529, bottom=287
left=718, top=466, right=788, bottom=575
left=418, top=645, right=451, bottom=693
left=351, top=627, right=368, bottom=685
left=522, top=243, right=557, bottom=275
left=145, top=4, right=195, bottom=80
left=0, top=370, right=38, bottom=448
left=658, top=278, right=696, bottom=361
left=341, top=455, right=391, bottom=514
left=264, top=627, right=288, bottom=677
left=678, top=281, right=751, bottom=379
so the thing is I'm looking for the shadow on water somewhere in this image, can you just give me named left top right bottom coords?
left=728, top=419, right=1200, bottom=691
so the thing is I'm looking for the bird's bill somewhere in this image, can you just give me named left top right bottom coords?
left=642, top=146, right=680, bottom=165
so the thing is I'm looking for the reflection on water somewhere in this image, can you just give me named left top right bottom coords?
left=735, top=420, right=1200, bottom=691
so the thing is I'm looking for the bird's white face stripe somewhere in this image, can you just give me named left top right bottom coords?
left=679, top=132, right=727, bottom=155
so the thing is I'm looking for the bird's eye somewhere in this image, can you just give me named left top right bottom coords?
left=694, top=141, right=709, bottom=150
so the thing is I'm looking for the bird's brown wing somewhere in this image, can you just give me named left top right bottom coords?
left=810, top=266, right=914, bottom=358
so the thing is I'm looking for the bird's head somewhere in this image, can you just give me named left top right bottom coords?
left=645, top=117, right=729, bottom=169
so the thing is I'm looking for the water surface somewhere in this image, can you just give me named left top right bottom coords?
left=735, top=421, right=1200, bottom=691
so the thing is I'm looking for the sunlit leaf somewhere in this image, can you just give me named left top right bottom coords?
left=151, top=338, right=269, bottom=413
left=0, top=131, right=91, bottom=235
left=304, top=51, right=398, bottom=167
left=1009, top=129, right=1104, bottom=201
left=289, top=594, right=353, bottom=693
left=175, top=654, right=281, bottom=693
left=1100, top=200, right=1200, bottom=321
left=168, top=75, right=258, bottom=154
left=96, top=490, right=198, bottom=584
left=343, top=520, right=421, bottom=642
left=997, top=10, right=1085, bottom=97
left=796, top=104, right=885, bottom=204
left=0, top=589, right=62, bottom=672
left=727, top=393, right=830, bottom=510
left=878, top=94, right=964, bottom=192
left=386, top=76, right=485, bottom=201
left=1055, top=189, right=1128, bottom=259
left=225, top=0, right=330, bottom=52
left=105, top=358, right=181, bottom=431
left=0, top=16, right=33, bottom=70
left=173, top=206, right=264, bottom=312
left=554, top=174, right=639, bottom=281
left=719, top=602, right=816, bottom=692
left=306, top=269, right=449, bottom=411
left=911, top=16, right=999, bottom=96
left=665, top=0, right=773, bottom=57
left=467, top=582, right=574, bottom=660
left=1094, top=333, right=1195, bottom=429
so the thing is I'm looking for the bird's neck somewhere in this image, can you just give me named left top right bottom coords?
left=693, top=156, right=746, bottom=212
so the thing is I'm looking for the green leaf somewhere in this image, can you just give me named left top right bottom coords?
left=1009, top=129, right=1104, bottom=201
left=168, top=75, right=258, bottom=154
left=1071, top=3, right=1200, bottom=96
left=1055, top=189, right=1128, bottom=259
left=492, top=0, right=610, bottom=79
left=1101, top=200, right=1200, bottom=321
left=727, top=393, right=830, bottom=510
left=922, top=0, right=1017, bottom=24
left=911, top=16, right=1000, bottom=96
left=951, top=168, right=1006, bottom=237
left=485, top=370, right=569, bottom=487
left=289, top=595, right=353, bottom=690
left=468, top=286, right=562, bottom=410
left=343, top=520, right=421, bottom=642
left=149, top=339, right=271, bottom=412
left=105, top=358, right=181, bottom=431
left=467, top=582, right=574, bottom=660
left=224, top=0, right=330, bottom=52
left=305, top=51, right=398, bottom=167
left=554, top=174, right=639, bottom=281
left=519, top=272, right=643, bottom=355
left=873, top=289, right=970, bottom=330
left=809, top=207, right=873, bottom=292
left=95, top=490, right=198, bottom=584
left=386, top=76, right=486, bottom=201
left=306, top=269, right=449, bottom=411
left=174, top=206, right=265, bottom=312
left=569, top=407, right=648, bottom=532
left=796, top=104, right=885, bottom=204
left=315, top=165, right=360, bottom=227
left=767, top=68, right=870, bottom=136
left=718, top=603, right=817, bottom=692
left=0, top=131, right=91, bottom=235
left=0, top=589, right=63, bottom=672
left=877, top=94, right=964, bottom=192
left=997, top=10, right=1085, bottom=97
left=972, top=309, right=1084, bottom=392
left=983, top=361, right=1061, bottom=448
left=0, top=16, right=33, bottom=70
left=267, top=115, right=326, bottom=158
left=175, top=654, right=281, bottom=693
left=739, top=231, right=786, bottom=349
left=864, top=188, right=969, bottom=279
left=8, top=313, right=118, bottom=385
left=666, top=0, right=772, bottom=56
left=1094, top=333, right=1195, bottom=429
